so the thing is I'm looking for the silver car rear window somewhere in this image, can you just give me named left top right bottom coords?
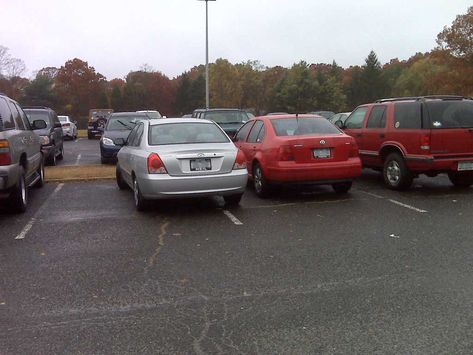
left=149, top=122, right=230, bottom=145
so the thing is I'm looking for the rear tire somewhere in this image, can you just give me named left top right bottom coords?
left=133, top=178, right=148, bottom=211
left=383, top=153, right=413, bottom=190
left=34, top=159, right=45, bottom=188
left=224, top=193, right=243, bottom=207
left=116, top=165, right=128, bottom=190
left=448, top=172, right=473, bottom=188
left=48, top=149, right=57, bottom=166
left=332, top=181, right=352, bottom=194
left=57, top=145, right=64, bottom=160
left=253, top=163, right=271, bottom=198
left=9, top=167, right=28, bottom=213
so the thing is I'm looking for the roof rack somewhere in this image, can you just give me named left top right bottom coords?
left=375, top=95, right=472, bottom=103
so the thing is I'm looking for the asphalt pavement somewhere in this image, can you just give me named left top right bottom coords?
left=1, top=170, right=473, bottom=354
left=60, top=137, right=102, bottom=166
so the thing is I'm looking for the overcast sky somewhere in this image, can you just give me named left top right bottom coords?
left=2, top=0, right=471, bottom=80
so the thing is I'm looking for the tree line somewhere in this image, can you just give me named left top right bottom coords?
left=0, top=6, right=472, bottom=118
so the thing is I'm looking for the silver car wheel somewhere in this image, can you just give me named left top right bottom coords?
left=133, top=179, right=139, bottom=206
left=254, top=166, right=262, bottom=192
left=20, top=175, right=26, bottom=205
left=386, top=160, right=401, bottom=185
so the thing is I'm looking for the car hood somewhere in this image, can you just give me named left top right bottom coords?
left=103, top=130, right=132, bottom=142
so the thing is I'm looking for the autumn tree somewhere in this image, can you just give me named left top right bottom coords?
left=55, top=58, right=107, bottom=116
left=437, top=6, right=473, bottom=62
left=209, top=58, right=241, bottom=107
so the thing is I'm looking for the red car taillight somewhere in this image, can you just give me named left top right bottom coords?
left=420, top=134, right=430, bottom=151
left=0, top=140, right=11, bottom=166
left=278, top=145, right=294, bottom=161
left=147, top=153, right=167, bottom=174
left=233, top=149, right=247, bottom=170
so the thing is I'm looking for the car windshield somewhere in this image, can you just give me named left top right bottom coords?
left=25, top=111, right=50, bottom=127
left=149, top=122, right=230, bottom=145
left=106, top=115, right=142, bottom=130
left=425, top=100, right=473, bottom=129
left=58, top=116, right=68, bottom=122
left=271, top=117, right=341, bottom=136
left=140, top=111, right=162, bottom=119
left=204, top=111, right=247, bottom=124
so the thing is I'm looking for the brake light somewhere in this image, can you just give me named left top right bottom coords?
left=147, top=153, right=167, bottom=174
left=233, top=149, right=247, bottom=170
left=0, top=140, right=11, bottom=166
left=278, top=145, right=294, bottom=161
left=420, top=134, right=430, bottom=151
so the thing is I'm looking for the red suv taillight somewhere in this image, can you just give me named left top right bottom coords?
left=147, top=153, right=167, bottom=174
left=278, top=145, right=294, bottom=161
left=233, top=149, right=247, bottom=170
left=420, top=134, right=430, bottom=151
left=0, top=140, right=11, bottom=166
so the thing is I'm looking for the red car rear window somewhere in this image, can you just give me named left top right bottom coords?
left=271, top=117, right=340, bottom=136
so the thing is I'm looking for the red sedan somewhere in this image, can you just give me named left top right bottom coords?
left=233, top=114, right=362, bottom=197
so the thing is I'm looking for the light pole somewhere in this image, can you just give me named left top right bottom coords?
left=198, top=0, right=215, bottom=109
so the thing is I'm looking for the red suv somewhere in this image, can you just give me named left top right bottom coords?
left=234, top=114, right=362, bottom=197
left=337, top=96, right=473, bottom=189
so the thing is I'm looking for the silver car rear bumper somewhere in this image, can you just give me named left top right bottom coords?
left=137, top=169, right=247, bottom=199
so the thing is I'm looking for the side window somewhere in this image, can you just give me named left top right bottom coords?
left=53, top=113, right=60, bottom=126
left=256, top=124, right=265, bottom=143
left=134, top=124, right=144, bottom=146
left=235, top=121, right=255, bottom=142
left=15, top=104, right=31, bottom=130
left=247, top=120, right=264, bottom=143
left=7, top=101, right=25, bottom=130
left=127, top=125, right=139, bottom=146
left=366, top=106, right=387, bottom=129
left=0, top=98, right=14, bottom=130
left=345, top=107, right=368, bottom=129
left=394, top=102, right=422, bottom=129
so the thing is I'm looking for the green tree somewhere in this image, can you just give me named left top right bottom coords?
left=110, top=85, right=123, bottom=111
left=174, top=73, right=192, bottom=115
left=21, top=75, right=56, bottom=107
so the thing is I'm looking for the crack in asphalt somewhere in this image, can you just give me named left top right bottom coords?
left=146, top=220, right=170, bottom=269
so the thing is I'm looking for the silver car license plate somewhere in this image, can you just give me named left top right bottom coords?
left=190, top=158, right=212, bottom=171
left=313, top=148, right=331, bottom=158
left=458, top=161, right=473, bottom=171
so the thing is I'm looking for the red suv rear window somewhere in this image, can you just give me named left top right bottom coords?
left=425, top=100, right=473, bottom=129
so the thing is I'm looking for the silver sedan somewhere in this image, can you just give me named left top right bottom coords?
left=116, top=118, right=248, bottom=210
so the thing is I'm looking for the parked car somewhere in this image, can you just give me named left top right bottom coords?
left=100, top=112, right=150, bottom=164
left=23, top=106, right=64, bottom=166
left=58, top=115, right=78, bottom=140
left=88, top=109, right=113, bottom=139
left=329, top=112, right=351, bottom=125
left=115, top=118, right=247, bottom=210
left=197, top=109, right=251, bottom=138
left=182, top=114, right=193, bottom=118
left=192, top=109, right=206, bottom=118
left=309, top=111, right=335, bottom=119
left=338, top=95, right=473, bottom=189
left=0, top=94, right=45, bottom=212
left=137, top=110, right=162, bottom=119
left=233, top=114, right=362, bottom=197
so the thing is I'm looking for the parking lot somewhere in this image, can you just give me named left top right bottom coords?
left=2, top=136, right=473, bottom=354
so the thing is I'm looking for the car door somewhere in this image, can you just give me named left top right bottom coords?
left=343, top=106, right=369, bottom=162
left=233, top=120, right=255, bottom=149
left=241, top=120, right=265, bottom=175
left=360, top=105, right=387, bottom=167
left=6, top=100, right=35, bottom=176
left=51, top=112, right=63, bottom=153
left=119, top=124, right=140, bottom=182
left=16, top=103, right=41, bottom=173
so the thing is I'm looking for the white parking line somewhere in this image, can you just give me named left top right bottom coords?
left=14, top=183, right=64, bottom=240
left=223, top=210, right=243, bottom=225
left=388, top=199, right=428, bottom=213
left=75, top=154, right=81, bottom=165
left=358, top=190, right=384, bottom=199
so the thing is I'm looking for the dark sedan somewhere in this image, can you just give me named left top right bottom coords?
left=100, top=112, right=149, bottom=164
left=198, top=109, right=250, bottom=138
